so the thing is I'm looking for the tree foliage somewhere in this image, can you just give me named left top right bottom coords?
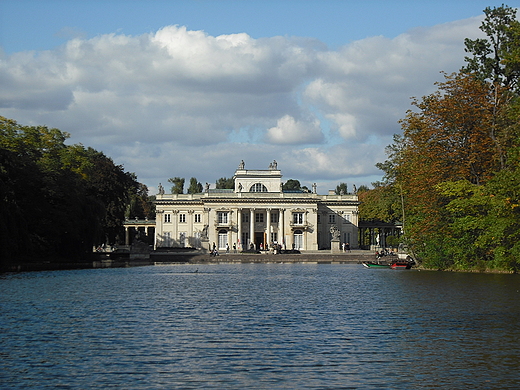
left=187, top=177, right=203, bottom=194
left=335, top=183, right=348, bottom=195
left=358, top=184, right=401, bottom=223
left=375, top=5, right=520, bottom=271
left=282, top=179, right=302, bottom=191
left=168, top=177, right=185, bottom=194
left=463, top=5, right=520, bottom=90
left=0, top=116, right=147, bottom=267
left=215, top=177, right=234, bottom=189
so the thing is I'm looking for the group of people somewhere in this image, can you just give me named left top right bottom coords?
left=210, top=241, right=287, bottom=255
left=210, top=242, right=238, bottom=256
left=375, top=248, right=395, bottom=259
left=341, top=242, right=351, bottom=252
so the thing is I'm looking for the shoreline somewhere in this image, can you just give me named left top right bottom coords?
left=3, top=251, right=516, bottom=273
left=1, top=250, right=376, bottom=272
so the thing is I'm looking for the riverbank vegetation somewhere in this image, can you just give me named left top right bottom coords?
left=370, top=5, right=520, bottom=272
left=0, top=117, right=154, bottom=267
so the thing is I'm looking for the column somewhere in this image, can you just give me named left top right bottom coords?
left=250, top=208, right=255, bottom=248
left=172, top=210, right=179, bottom=246
left=266, top=208, right=271, bottom=246
left=188, top=210, right=194, bottom=246
left=279, top=208, right=285, bottom=249
left=237, top=208, right=242, bottom=250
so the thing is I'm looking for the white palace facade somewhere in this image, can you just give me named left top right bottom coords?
left=154, top=161, right=360, bottom=252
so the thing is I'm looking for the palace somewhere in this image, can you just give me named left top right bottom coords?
left=154, top=161, right=360, bottom=252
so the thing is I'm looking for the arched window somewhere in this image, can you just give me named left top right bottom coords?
left=250, top=183, right=268, bottom=192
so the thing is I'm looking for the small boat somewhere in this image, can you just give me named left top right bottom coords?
left=362, top=261, right=390, bottom=268
left=390, top=261, right=412, bottom=269
left=363, top=259, right=413, bottom=269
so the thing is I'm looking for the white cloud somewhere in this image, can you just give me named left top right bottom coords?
left=266, top=115, right=323, bottom=145
left=0, top=17, right=484, bottom=192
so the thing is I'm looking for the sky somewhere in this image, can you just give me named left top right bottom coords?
left=0, top=0, right=514, bottom=195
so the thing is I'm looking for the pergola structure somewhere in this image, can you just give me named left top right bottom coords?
left=122, top=218, right=156, bottom=246
left=358, top=221, right=403, bottom=250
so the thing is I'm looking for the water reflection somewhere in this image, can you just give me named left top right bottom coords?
left=1, top=265, right=519, bottom=389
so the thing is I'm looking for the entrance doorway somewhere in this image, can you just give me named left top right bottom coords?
left=294, top=230, right=303, bottom=250
left=218, top=229, right=228, bottom=250
left=254, top=232, right=264, bottom=250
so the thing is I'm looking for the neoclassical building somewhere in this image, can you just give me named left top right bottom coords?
left=154, top=161, right=359, bottom=252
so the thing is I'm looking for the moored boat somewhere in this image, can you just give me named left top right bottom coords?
left=363, top=259, right=413, bottom=269
left=362, top=261, right=390, bottom=268
left=390, top=261, right=412, bottom=269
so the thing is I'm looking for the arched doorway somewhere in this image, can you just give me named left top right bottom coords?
left=218, top=229, right=228, bottom=250
left=293, top=230, right=303, bottom=250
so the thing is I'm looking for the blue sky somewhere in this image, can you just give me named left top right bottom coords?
left=1, top=1, right=496, bottom=53
left=0, top=1, right=513, bottom=194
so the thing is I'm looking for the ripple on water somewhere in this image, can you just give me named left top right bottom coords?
left=1, top=264, right=519, bottom=389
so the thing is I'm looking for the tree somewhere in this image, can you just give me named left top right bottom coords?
left=373, top=5, right=520, bottom=271
left=187, top=177, right=203, bottom=194
left=463, top=5, right=520, bottom=90
left=377, top=72, right=513, bottom=267
left=462, top=5, right=520, bottom=170
left=126, top=182, right=155, bottom=220
left=168, top=177, right=185, bottom=194
left=282, top=179, right=302, bottom=191
left=357, top=185, right=370, bottom=193
left=0, top=116, right=143, bottom=265
left=215, top=177, right=234, bottom=189
left=335, top=183, right=348, bottom=195
left=358, top=184, right=401, bottom=223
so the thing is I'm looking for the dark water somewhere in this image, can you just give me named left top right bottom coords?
left=1, top=264, right=519, bottom=389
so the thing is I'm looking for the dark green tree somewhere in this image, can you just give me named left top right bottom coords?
left=335, top=183, right=348, bottom=195
left=463, top=5, right=520, bottom=90
left=0, top=116, right=142, bottom=266
left=215, top=177, right=234, bottom=189
left=282, top=179, right=302, bottom=191
left=187, top=177, right=203, bottom=193
left=168, top=177, right=185, bottom=194
left=126, top=181, right=155, bottom=220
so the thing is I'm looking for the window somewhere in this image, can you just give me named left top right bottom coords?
left=179, top=214, right=186, bottom=223
left=270, top=232, right=278, bottom=243
left=164, top=214, right=171, bottom=223
left=218, top=212, right=228, bottom=224
left=255, top=213, right=264, bottom=223
left=271, top=213, right=279, bottom=223
left=317, top=214, right=321, bottom=224
left=242, top=213, right=249, bottom=223
left=194, top=214, right=201, bottom=223
left=329, top=214, right=336, bottom=224
left=250, top=183, right=268, bottom=192
left=293, top=213, right=303, bottom=225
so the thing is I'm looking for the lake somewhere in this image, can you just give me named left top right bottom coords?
left=1, top=264, right=519, bottom=389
